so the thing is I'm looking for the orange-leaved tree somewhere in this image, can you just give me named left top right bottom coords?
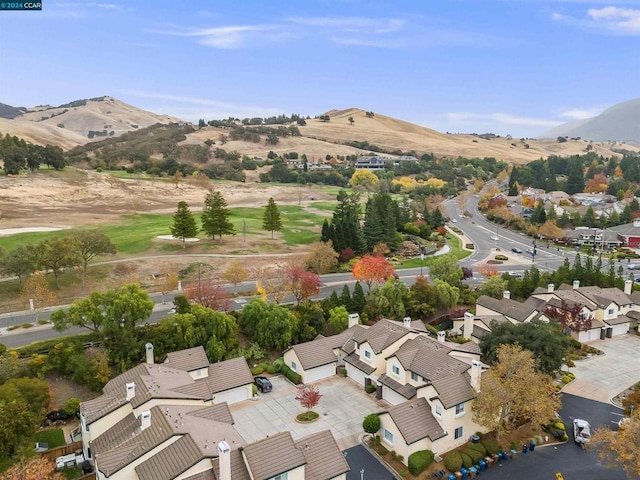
left=286, top=266, right=320, bottom=304
left=352, top=255, right=396, bottom=291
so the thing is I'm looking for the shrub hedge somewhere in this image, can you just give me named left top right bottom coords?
left=467, top=442, right=487, bottom=455
left=482, top=438, right=500, bottom=455
left=444, top=451, right=462, bottom=472
left=464, top=448, right=483, bottom=464
left=460, top=452, right=473, bottom=468
left=281, top=364, right=302, bottom=384
left=408, top=450, right=434, bottom=475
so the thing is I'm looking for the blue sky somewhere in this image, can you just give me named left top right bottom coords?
left=1, top=0, right=639, bottom=137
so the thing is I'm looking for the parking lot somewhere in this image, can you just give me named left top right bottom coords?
left=229, top=375, right=387, bottom=450
left=563, top=334, right=640, bottom=403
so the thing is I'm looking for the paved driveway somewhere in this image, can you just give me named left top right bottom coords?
left=230, top=375, right=387, bottom=450
left=562, top=334, right=640, bottom=403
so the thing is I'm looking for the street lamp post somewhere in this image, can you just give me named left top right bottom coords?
left=360, top=469, right=364, bottom=480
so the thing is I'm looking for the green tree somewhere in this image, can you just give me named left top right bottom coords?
left=363, top=193, right=400, bottom=250
left=32, top=237, right=81, bottom=289
left=0, top=397, right=37, bottom=459
left=478, top=276, right=508, bottom=299
left=372, top=278, right=409, bottom=320
left=352, top=281, right=366, bottom=313
left=201, top=190, right=236, bottom=241
left=262, top=197, right=283, bottom=238
left=583, top=206, right=596, bottom=227
left=75, top=230, right=117, bottom=284
left=407, top=276, right=437, bottom=319
left=238, top=300, right=299, bottom=350
left=433, top=279, right=460, bottom=308
left=328, top=306, right=349, bottom=334
left=530, top=203, right=547, bottom=225
left=327, top=190, right=365, bottom=254
left=479, top=320, right=571, bottom=374
left=566, top=162, right=585, bottom=195
left=171, top=201, right=198, bottom=248
left=0, top=245, right=36, bottom=285
left=429, top=255, right=463, bottom=286
left=362, top=413, right=381, bottom=435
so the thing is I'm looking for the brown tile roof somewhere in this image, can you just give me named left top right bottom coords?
left=476, top=295, right=544, bottom=322
left=211, top=449, right=252, bottom=480
left=93, top=406, right=173, bottom=477
left=392, top=336, right=469, bottom=382
left=135, top=434, right=202, bottom=480
left=80, top=391, right=127, bottom=424
left=578, top=286, right=633, bottom=307
left=189, top=403, right=234, bottom=425
left=288, top=337, right=340, bottom=370
left=431, top=374, right=477, bottom=409
left=242, top=432, right=306, bottom=480
left=352, top=319, right=411, bottom=353
left=181, top=470, right=216, bottom=480
left=385, top=398, right=446, bottom=444
left=378, top=374, right=416, bottom=400
left=205, top=357, right=253, bottom=394
left=626, top=309, right=640, bottom=320
left=343, top=352, right=376, bottom=374
left=630, top=291, right=640, bottom=304
left=295, top=430, right=350, bottom=480
left=165, top=346, right=210, bottom=371
left=604, top=314, right=633, bottom=326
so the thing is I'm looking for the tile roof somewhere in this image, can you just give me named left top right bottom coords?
left=378, top=374, right=416, bottom=400
left=626, top=309, right=640, bottom=320
left=205, top=357, right=253, bottom=394
left=135, top=434, right=202, bottom=480
left=242, top=432, right=306, bottom=480
left=385, top=398, right=446, bottom=444
left=476, top=295, right=543, bottom=322
left=80, top=391, right=127, bottom=424
left=181, top=470, right=216, bottom=480
left=295, top=430, right=350, bottom=480
left=607, top=222, right=640, bottom=236
left=288, top=338, right=340, bottom=370
left=431, top=373, right=477, bottom=409
left=578, top=286, right=633, bottom=307
left=392, top=336, right=469, bottom=382
left=343, top=352, right=376, bottom=375
left=352, top=319, right=412, bottom=353
left=604, top=314, right=633, bottom=326
left=164, top=346, right=210, bottom=371
left=211, top=449, right=251, bottom=480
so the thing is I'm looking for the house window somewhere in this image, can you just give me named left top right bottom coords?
left=392, top=365, right=400, bottom=376
left=271, top=473, right=288, bottom=480
left=411, top=372, right=419, bottom=382
left=291, top=361, right=297, bottom=371
left=454, top=427, right=463, bottom=440
left=455, top=403, right=465, bottom=415
left=435, top=404, right=442, bottom=417
left=364, top=350, right=371, bottom=359
left=196, top=369, right=202, bottom=378
left=608, top=308, right=614, bottom=315
left=384, top=429, right=394, bottom=445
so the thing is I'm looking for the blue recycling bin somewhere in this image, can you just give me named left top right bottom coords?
left=478, top=460, right=486, bottom=471
left=529, top=440, right=536, bottom=451
left=469, top=466, right=477, bottom=478
left=501, top=451, right=508, bottom=461
left=511, top=449, right=517, bottom=458
left=522, top=444, right=528, bottom=454
left=447, top=475, right=456, bottom=480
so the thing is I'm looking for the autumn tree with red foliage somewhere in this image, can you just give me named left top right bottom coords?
left=477, top=262, right=499, bottom=277
left=0, top=457, right=64, bottom=480
left=544, top=300, right=592, bottom=332
left=295, top=384, right=322, bottom=421
left=287, top=266, right=321, bottom=304
left=487, top=196, right=507, bottom=210
left=352, top=255, right=397, bottom=291
left=184, top=282, right=231, bottom=311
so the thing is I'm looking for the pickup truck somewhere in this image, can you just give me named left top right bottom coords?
left=573, top=418, right=591, bottom=446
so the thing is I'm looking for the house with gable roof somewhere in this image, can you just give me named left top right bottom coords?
left=81, top=344, right=349, bottom=480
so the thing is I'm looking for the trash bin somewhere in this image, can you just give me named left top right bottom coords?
left=448, top=474, right=456, bottom=480
left=529, top=440, right=536, bottom=452
left=460, top=468, right=468, bottom=480
left=522, top=444, right=528, bottom=454
left=501, top=451, right=508, bottom=461
left=485, top=456, right=494, bottom=468
left=478, top=460, right=486, bottom=471
left=469, top=467, right=477, bottom=479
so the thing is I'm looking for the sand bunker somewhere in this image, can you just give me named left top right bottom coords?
left=156, top=235, right=200, bottom=242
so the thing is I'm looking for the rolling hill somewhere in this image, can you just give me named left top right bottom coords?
left=0, top=96, right=179, bottom=150
left=539, top=98, right=640, bottom=145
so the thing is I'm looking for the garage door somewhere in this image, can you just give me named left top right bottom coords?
left=304, top=364, right=335, bottom=384
left=214, top=385, right=250, bottom=405
left=346, top=364, right=366, bottom=387
left=382, top=387, right=408, bottom=406
left=611, top=324, right=629, bottom=337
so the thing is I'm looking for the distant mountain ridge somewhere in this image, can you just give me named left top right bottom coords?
left=0, top=96, right=179, bottom=149
left=539, top=98, right=640, bottom=145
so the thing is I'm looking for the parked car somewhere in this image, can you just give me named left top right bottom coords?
left=451, top=219, right=458, bottom=223
left=490, top=235, right=500, bottom=241
left=573, top=418, right=591, bottom=445
left=628, top=264, right=640, bottom=270
left=254, top=376, right=272, bottom=393
left=509, top=272, right=523, bottom=278
left=527, top=248, right=535, bottom=255
left=511, top=247, right=523, bottom=253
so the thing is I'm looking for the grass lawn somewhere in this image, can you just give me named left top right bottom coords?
left=35, top=428, right=66, bottom=448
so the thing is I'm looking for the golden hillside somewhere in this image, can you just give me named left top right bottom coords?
left=187, top=108, right=639, bottom=164
left=0, top=96, right=178, bottom=148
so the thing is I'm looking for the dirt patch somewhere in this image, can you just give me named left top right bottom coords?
left=46, top=371, right=100, bottom=409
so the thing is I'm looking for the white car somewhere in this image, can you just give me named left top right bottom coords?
left=573, top=418, right=591, bottom=445
left=451, top=219, right=458, bottom=223
left=490, top=235, right=499, bottom=241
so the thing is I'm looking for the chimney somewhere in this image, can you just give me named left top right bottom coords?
left=463, top=312, right=474, bottom=340
left=140, top=410, right=151, bottom=430
left=348, top=313, right=360, bottom=329
left=573, top=280, right=580, bottom=290
left=547, top=283, right=554, bottom=293
left=625, top=279, right=633, bottom=295
left=402, top=316, right=412, bottom=329
left=218, top=441, right=231, bottom=480
left=470, top=360, right=482, bottom=392
left=126, top=382, right=135, bottom=401
left=145, top=342, right=154, bottom=364
left=437, top=331, right=446, bottom=343
left=503, top=290, right=511, bottom=300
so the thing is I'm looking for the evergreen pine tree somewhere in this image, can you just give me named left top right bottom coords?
left=352, top=281, right=366, bottom=313
left=201, top=190, right=236, bottom=241
left=321, top=219, right=331, bottom=243
left=566, top=163, right=585, bottom=195
left=621, top=205, right=633, bottom=224
left=262, top=197, right=283, bottom=238
left=608, top=210, right=621, bottom=226
left=583, top=206, right=596, bottom=227
left=547, top=205, right=557, bottom=221
left=171, top=201, right=198, bottom=248
left=340, top=284, right=352, bottom=311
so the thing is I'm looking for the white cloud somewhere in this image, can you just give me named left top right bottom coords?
left=286, top=16, right=405, bottom=34
left=551, top=5, right=640, bottom=34
left=152, top=24, right=280, bottom=49
left=559, top=106, right=604, bottom=119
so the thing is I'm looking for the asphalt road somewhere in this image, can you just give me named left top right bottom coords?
left=344, top=444, right=397, bottom=480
